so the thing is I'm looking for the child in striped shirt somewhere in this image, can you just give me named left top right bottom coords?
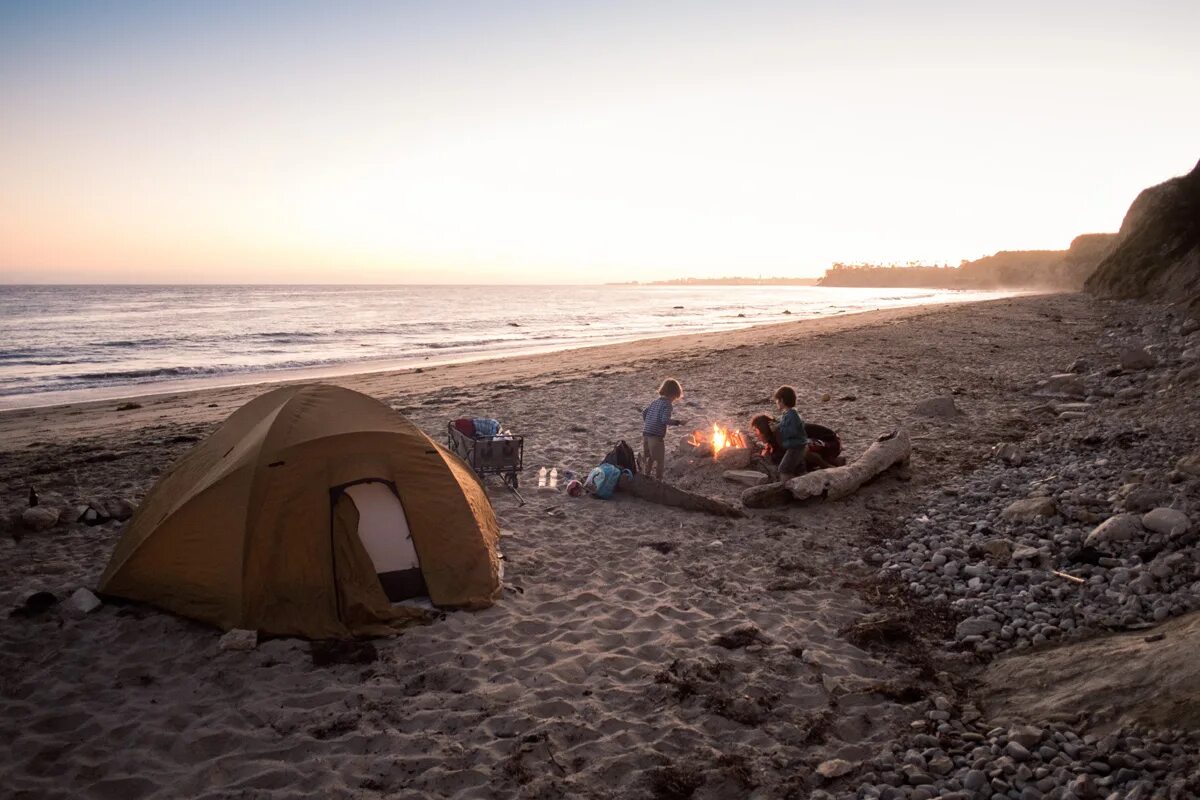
left=641, top=378, right=683, bottom=480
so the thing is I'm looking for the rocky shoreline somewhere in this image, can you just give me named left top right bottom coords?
left=845, top=303, right=1200, bottom=799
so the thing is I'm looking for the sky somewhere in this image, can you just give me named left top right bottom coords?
left=1, top=1, right=1198, bottom=285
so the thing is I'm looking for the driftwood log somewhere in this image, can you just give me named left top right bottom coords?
left=741, top=429, right=912, bottom=509
left=619, top=474, right=745, bottom=518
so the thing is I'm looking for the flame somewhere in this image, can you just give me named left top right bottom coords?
left=689, top=423, right=748, bottom=456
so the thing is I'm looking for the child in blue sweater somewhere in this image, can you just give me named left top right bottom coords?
left=641, top=378, right=683, bottom=480
left=774, top=385, right=808, bottom=481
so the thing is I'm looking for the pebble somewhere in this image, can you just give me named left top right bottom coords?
left=66, top=587, right=102, bottom=615
left=218, top=629, right=258, bottom=651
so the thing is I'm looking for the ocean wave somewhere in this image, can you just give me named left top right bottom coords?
left=99, top=338, right=173, bottom=348
left=73, top=365, right=229, bottom=382
left=420, top=338, right=511, bottom=350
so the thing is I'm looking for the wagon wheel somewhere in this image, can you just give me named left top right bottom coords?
left=502, top=470, right=526, bottom=506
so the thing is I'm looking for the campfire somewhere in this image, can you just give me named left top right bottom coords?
left=688, top=423, right=749, bottom=457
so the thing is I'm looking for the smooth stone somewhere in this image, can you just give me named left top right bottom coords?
left=21, top=506, right=60, bottom=531
left=817, top=759, right=855, bottom=779
left=982, top=538, right=1015, bottom=559
left=1035, top=374, right=1087, bottom=398
left=1084, top=513, right=1142, bottom=546
left=913, top=396, right=963, bottom=418
left=993, top=443, right=1025, bottom=466
left=1141, top=507, right=1190, bottom=536
left=1002, top=497, right=1058, bottom=522
left=67, top=587, right=102, bottom=615
left=218, top=629, right=258, bottom=651
left=1010, top=724, right=1044, bottom=748
left=1174, top=365, right=1200, bottom=385
left=1119, top=346, right=1157, bottom=371
left=956, top=617, right=1001, bottom=638
left=1012, top=545, right=1042, bottom=562
left=1177, top=453, right=1200, bottom=477
left=1005, top=741, right=1032, bottom=761
left=723, top=469, right=768, bottom=487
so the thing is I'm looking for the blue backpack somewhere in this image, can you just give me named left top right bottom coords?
left=584, top=463, right=629, bottom=499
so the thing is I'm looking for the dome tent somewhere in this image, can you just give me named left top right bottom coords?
left=99, top=384, right=501, bottom=638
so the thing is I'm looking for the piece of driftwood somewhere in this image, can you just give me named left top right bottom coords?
left=741, top=429, right=912, bottom=508
left=740, top=482, right=793, bottom=508
left=619, top=474, right=745, bottom=517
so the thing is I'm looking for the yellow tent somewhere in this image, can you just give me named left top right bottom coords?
left=99, top=384, right=502, bottom=638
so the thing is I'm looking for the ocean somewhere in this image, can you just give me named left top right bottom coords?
left=0, top=284, right=1011, bottom=409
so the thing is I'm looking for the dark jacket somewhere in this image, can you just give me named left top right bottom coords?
left=778, top=408, right=807, bottom=450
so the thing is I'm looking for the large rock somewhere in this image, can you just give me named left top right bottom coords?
left=913, top=396, right=963, bottom=418
left=1000, top=497, right=1057, bottom=522
left=1084, top=159, right=1200, bottom=315
left=1119, top=346, right=1157, bottom=371
left=21, top=506, right=59, bottom=531
left=980, top=610, right=1200, bottom=733
left=1142, top=508, right=1191, bottom=536
left=1085, top=513, right=1142, bottom=546
left=1034, top=374, right=1087, bottom=398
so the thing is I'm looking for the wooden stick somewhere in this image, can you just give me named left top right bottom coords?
left=1052, top=570, right=1085, bottom=584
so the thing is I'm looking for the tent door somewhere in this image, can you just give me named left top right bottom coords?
left=343, top=481, right=427, bottom=602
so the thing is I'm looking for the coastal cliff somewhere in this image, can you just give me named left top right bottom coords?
left=1085, top=159, right=1200, bottom=314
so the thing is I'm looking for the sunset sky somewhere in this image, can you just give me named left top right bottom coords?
left=2, top=1, right=1198, bottom=285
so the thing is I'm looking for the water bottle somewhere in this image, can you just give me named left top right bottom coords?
left=537, top=467, right=547, bottom=488
left=549, top=468, right=558, bottom=489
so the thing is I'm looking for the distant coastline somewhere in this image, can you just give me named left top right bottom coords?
left=609, top=277, right=821, bottom=286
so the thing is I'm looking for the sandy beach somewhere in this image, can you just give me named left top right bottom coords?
left=4, top=293, right=1199, bottom=800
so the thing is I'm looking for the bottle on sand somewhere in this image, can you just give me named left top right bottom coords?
left=537, top=467, right=547, bottom=488
left=549, top=468, right=558, bottom=489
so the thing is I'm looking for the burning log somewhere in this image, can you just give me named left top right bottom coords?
left=741, top=429, right=912, bottom=509
left=619, top=474, right=744, bottom=518
left=688, top=424, right=748, bottom=454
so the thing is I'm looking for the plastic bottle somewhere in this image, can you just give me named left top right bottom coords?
left=549, top=468, right=559, bottom=489
left=537, top=467, right=547, bottom=488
